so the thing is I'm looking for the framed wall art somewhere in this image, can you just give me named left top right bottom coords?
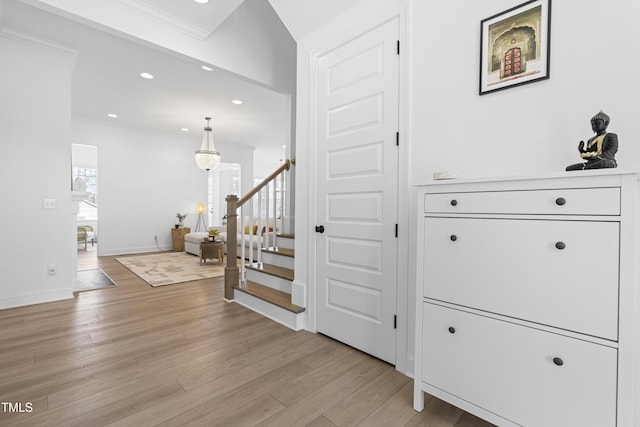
left=479, top=0, right=551, bottom=95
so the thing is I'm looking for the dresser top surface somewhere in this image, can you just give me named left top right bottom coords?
left=414, top=169, right=639, bottom=188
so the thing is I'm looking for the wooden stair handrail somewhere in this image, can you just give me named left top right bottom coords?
left=238, top=159, right=290, bottom=207
left=224, top=159, right=292, bottom=300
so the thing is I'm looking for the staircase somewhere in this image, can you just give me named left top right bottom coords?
left=232, top=233, right=305, bottom=330
left=224, top=160, right=305, bottom=330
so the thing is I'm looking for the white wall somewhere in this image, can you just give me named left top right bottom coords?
left=410, top=0, right=640, bottom=181
left=0, top=31, right=76, bottom=309
left=210, top=0, right=297, bottom=95
left=71, top=119, right=254, bottom=255
left=254, top=158, right=284, bottom=179
left=268, top=0, right=367, bottom=41
left=295, top=0, right=640, bottom=374
left=71, top=143, right=97, bottom=168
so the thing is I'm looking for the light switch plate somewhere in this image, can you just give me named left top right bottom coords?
left=43, top=199, right=57, bottom=209
left=433, top=171, right=460, bottom=180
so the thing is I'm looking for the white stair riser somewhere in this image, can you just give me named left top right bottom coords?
left=275, top=237, right=294, bottom=250
left=233, top=292, right=304, bottom=331
left=245, top=269, right=292, bottom=293
left=261, top=252, right=294, bottom=269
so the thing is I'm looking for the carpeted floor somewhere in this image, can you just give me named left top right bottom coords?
left=77, top=268, right=116, bottom=291
left=116, top=251, right=224, bottom=287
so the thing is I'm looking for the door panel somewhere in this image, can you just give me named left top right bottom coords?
left=328, top=93, right=383, bottom=135
left=327, top=142, right=384, bottom=178
left=328, top=192, right=383, bottom=223
left=328, top=43, right=384, bottom=93
left=327, top=236, right=383, bottom=272
left=327, top=278, right=382, bottom=322
left=315, top=18, right=399, bottom=363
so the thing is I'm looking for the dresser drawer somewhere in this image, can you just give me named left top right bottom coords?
left=421, top=303, right=618, bottom=427
left=423, top=217, right=619, bottom=340
left=424, top=187, right=620, bottom=215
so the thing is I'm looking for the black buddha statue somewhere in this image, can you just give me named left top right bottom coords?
left=566, top=111, right=618, bottom=171
left=567, top=111, right=618, bottom=171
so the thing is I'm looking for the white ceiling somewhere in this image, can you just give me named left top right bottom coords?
left=1, top=0, right=365, bottom=160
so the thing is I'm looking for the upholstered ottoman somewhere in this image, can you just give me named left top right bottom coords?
left=184, top=232, right=210, bottom=255
left=184, top=226, right=227, bottom=255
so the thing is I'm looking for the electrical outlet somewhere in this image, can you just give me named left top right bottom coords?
left=43, top=198, right=57, bottom=209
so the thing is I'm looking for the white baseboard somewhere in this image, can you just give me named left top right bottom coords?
left=101, top=246, right=170, bottom=256
left=405, top=354, right=415, bottom=379
left=0, top=289, right=74, bottom=310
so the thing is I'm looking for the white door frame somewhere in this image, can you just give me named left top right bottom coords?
left=294, top=0, right=411, bottom=374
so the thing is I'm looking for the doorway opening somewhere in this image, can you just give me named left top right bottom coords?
left=72, top=143, right=99, bottom=271
left=209, top=162, right=241, bottom=227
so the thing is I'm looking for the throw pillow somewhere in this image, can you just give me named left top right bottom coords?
left=244, top=225, right=259, bottom=235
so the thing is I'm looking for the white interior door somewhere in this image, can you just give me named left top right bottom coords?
left=315, top=18, right=399, bottom=364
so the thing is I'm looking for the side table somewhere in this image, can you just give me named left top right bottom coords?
left=200, top=241, right=224, bottom=265
left=171, top=227, right=190, bottom=252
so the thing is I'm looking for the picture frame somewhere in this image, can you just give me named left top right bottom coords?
left=479, top=0, right=551, bottom=95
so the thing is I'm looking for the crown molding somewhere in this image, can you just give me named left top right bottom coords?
left=0, top=27, right=77, bottom=70
left=108, top=0, right=211, bottom=40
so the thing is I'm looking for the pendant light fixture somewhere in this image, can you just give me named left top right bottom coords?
left=195, top=117, right=221, bottom=170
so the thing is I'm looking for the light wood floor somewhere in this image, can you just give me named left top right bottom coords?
left=77, top=244, right=99, bottom=271
left=0, top=251, right=495, bottom=427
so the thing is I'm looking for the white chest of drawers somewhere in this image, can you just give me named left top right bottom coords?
left=413, top=172, right=640, bottom=427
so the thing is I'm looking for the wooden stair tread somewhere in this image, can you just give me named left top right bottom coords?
left=245, top=262, right=294, bottom=281
left=262, top=247, right=294, bottom=257
left=233, top=281, right=305, bottom=314
left=277, top=232, right=294, bottom=239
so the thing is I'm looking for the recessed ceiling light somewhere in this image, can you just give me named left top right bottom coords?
left=107, top=113, right=118, bottom=118
left=201, top=65, right=213, bottom=71
left=232, top=99, right=243, bottom=105
left=194, top=0, right=209, bottom=3
left=282, top=145, right=287, bottom=148
left=181, top=128, right=189, bottom=132
left=140, top=72, right=154, bottom=79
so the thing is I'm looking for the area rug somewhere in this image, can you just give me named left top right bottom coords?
left=116, top=252, right=224, bottom=287
left=78, top=268, right=116, bottom=291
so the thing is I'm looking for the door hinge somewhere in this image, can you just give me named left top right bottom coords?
left=396, top=131, right=399, bottom=146
left=394, top=315, right=397, bottom=329
left=395, top=223, right=398, bottom=238
left=396, top=40, right=400, bottom=55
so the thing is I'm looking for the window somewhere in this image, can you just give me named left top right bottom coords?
left=73, top=167, right=97, bottom=205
